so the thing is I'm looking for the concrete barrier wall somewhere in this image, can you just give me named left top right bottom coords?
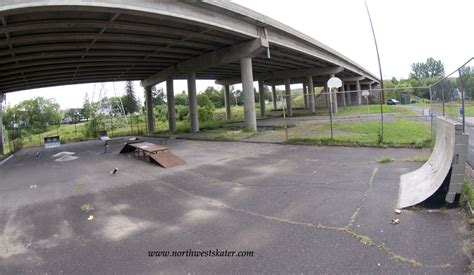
left=397, top=116, right=468, bottom=209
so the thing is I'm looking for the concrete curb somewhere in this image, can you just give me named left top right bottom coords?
left=0, top=154, right=14, bottom=166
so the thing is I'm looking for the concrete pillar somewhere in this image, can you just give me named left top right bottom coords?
left=341, top=84, right=346, bottom=107
left=187, top=72, right=199, bottom=132
left=285, top=77, right=292, bottom=117
left=240, top=57, right=257, bottom=131
left=258, top=80, right=266, bottom=118
left=271, top=84, right=277, bottom=110
left=302, top=83, right=308, bottom=109
left=0, top=93, right=3, bottom=155
left=224, top=84, right=231, bottom=121
left=145, top=86, right=155, bottom=133
left=307, top=75, right=315, bottom=113
left=166, top=78, right=176, bottom=132
left=356, top=80, right=362, bottom=105
left=346, top=85, right=352, bottom=106
left=324, top=83, right=329, bottom=108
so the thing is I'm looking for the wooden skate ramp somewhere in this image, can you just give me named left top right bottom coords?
left=396, top=117, right=456, bottom=209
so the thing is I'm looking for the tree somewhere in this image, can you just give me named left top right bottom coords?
left=123, top=81, right=139, bottom=114
left=234, top=89, right=243, bottom=106
left=63, top=108, right=83, bottom=123
left=152, top=86, right=166, bottom=105
left=81, top=93, right=94, bottom=121
left=174, top=91, right=188, bottom=106
left=5, top=97, right=61, bottom=133
left=202, top=86, right=224, bottom=108
left=410, top=57, right=445, bottom=79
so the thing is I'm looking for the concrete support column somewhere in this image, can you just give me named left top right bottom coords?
left=224, top=84, right=232, bottom=121
left=271, top=84, right=277, bottom=110
left=324, top=83, right=329, bottom=108
left=258, top=80, right=266, bottom=118
left=307, top=75, right=315, bottom=113
left=0, top=93, right=3, bottom=155
left=240, top=57, right=257, bottom=131
left=166, top=78, right=176, bottom=132
left=187, top=72, right=199, bottom=132
left=285, top=77, right=293, bottom=117
left=356, top=80, right=362, bottom=105
left=341, top=84, right=346, bottom=107
left=346, top=85, right=352, bottom=106
left=302, top=83, right=308, bottom=109
left=145, top=86, right=155, bottom=133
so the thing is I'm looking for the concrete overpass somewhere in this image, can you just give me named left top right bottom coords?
left=0, top=0, right=379, bottom=154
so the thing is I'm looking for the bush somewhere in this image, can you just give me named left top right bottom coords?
left=177, top=106, right=189, bottom=121
left=153, top=105, right=168, bottom=122
left=198, top=106, right=213, bottom=122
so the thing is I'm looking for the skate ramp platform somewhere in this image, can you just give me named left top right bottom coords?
left=120, top=140, right=185, bottom=168
left=397, top=117, right=468, bottom=209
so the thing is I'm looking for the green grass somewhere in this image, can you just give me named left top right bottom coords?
left=287, top=120, right=432, bottom=148
left=377, top=156, right=394, bottom=163
left=335, top=105, right=417, bottom=116
left=178, top=128, right=255, bottom=141
left=461, top=179, right=474, bottom=209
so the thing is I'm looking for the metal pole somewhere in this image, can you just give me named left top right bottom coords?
left=365, top=1, right=384, bottom=142
left=429, top=86, right=434, bottom=140
left=442, top=84, right=445, bottom=116
left=459, top=69, right=466, bottom=133
left=111, top=116, right=114, bottom=136
left=329, top=87, right=334, bottom=139
left=282, top=95, right=288, bottom=141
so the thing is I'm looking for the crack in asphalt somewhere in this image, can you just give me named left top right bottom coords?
left=157, top=165, right=451, bottom=269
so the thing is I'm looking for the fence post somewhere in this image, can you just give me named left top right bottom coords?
left=458, top=69, right=466, bottom=133
left=429, top=86, right=434, bottom=140
left=137, top=115, right=140, bottom=135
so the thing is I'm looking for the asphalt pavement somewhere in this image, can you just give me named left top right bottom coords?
left=0, top=138, right=470, bottom=273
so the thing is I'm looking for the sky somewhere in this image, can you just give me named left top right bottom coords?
left=3, top=0, right=473, bottom=109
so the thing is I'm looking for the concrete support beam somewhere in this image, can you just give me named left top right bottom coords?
left=341, top=84, right=346, bottom=107
left=307, top=75, right=315, bottom=113
left=216, top=66, right=344, bottom=85
left=166, top=78, right=176, bottom=132
left=240, top=57, right=257, bottom=131
left=145, top=86, right=155, bottom=133
left=143, top=38, right=269, bottom=87
left=187, top=72, right=199, bottom=132
left=224, top=84, right=232, bottom=121
left=0, top=93, right=3, bottom=155
left=271, top=84, right=277, bottom=110
left=341, top=76, right=366, bottom=82
left=258, top=81, right=266, bottom=118
left=346, top=85, right=352, bottom=106
left=356, top=80, right=362, bottom=105
left=302, top=83, right=308, bottom=109
left=285, top=77, right=293, bottom=117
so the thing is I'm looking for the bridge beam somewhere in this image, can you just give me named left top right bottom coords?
left=241, top=57, right=257, bottom=131
left=307, top=75, right=315, bottom=113
left=145, top=86, right=155, bottom=133
left=224, top=84, right=232, bottom=121
left=258, top=80, right=266, bottom=118
left=166, top=78, right=176, bottom=132
left=141, top=38, right=268, bottom=88
left=216, top=66, right=344, bottom=86
left=187, top=72, right=199, bottom=133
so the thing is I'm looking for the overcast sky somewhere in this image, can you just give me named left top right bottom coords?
left=4, top=0, right=473, bottom=109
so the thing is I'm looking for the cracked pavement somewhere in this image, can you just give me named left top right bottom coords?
left=0, top=138, right=470, bottom=273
